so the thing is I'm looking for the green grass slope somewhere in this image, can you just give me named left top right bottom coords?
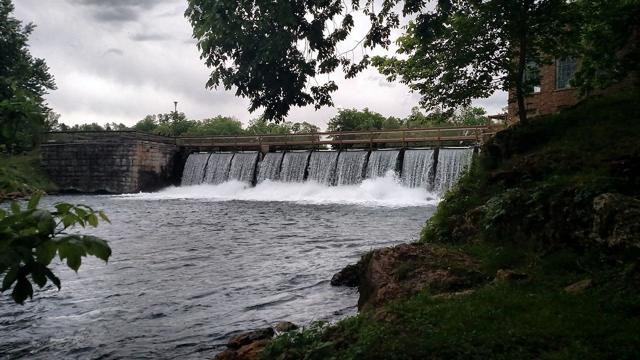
left=262, top=93, right=640, bottom=360
left=0, top=150, right=57, bottom=200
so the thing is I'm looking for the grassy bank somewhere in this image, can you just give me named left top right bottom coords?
left=262, top=93, right=640, bottom=359
left=0, top=150, right=57, bottom=200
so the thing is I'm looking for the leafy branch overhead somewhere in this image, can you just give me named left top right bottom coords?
left=186, top=0, right=639, bottom=123
left=0, top=193, right=111, bottom=304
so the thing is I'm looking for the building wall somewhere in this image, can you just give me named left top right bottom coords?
left=507, top=63, right=579, bottom=123
left=41, top=139, right=179, bottom=193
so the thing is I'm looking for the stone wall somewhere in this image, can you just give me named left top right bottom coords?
left=41, top=136, right=179, bottom=194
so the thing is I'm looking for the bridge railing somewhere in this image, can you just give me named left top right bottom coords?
left=44, top=124, right=503, bottom=148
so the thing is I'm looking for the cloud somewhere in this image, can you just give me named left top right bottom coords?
left=104, top=48, right=124, bottom=56
left=69, top=0, right=172, bottom=23
left=130, top=32, right=173, bottom=42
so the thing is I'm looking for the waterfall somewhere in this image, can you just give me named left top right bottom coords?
left=279, top=151, right=310, bottom=182
left=228, top=152, right=259, bottom=183
left=181, top=153, right=210, bottom=186
left=307, top=151, right=338, bottom=185
left=203, top=153, right=234, bottom=184
left=336, top=151, right=368, bottom=185
left=433, top=148, right=474, bottom=195
left=401, top=149, right=435, bottom=188
left=366, top=150, right=400, bottom=178
left=256, top=152, right=284, bottom=183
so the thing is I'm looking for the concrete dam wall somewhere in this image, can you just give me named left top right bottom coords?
left=41, top=132, right=180, bottom=193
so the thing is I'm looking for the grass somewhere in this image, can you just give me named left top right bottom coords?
left=261, top=92, right=640, bottom=359
left=0, top=149, right=57, bottom=200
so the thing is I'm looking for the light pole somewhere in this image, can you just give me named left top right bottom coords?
left=173, top=101, right=178, bottom=113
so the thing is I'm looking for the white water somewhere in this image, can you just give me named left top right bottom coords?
left=121, top=172, right=437, bottom=207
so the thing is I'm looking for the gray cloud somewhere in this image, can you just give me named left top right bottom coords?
left=104, top=48, right=124, bottom=56
left=69, top=0, right=172, bottom=23
left=130, top=32, right=173, bottom=42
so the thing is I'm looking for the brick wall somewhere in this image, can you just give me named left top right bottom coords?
left=41, top=138, right=179, bottom=193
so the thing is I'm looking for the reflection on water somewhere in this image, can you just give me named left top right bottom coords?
left=0, top=192, right=435, bottom=359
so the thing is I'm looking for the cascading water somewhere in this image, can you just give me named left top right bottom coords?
left=279, top=151, right=310, bottom=182
left=401, top=149, right=435, bottom=188
left=203, top=153, right=234, bottom=184
left=307, top=151, right=338, bottom=185
left=256, top=152, right=284, bottom=183
left=336, top=151, right=368, bottom=185
left=181, top=153, right=210, bottom=186
left=366, top=150, right=400, bottom=178
left=228, top=152, right=259, bottom=183
left=433, top=148, right=474, bottom=195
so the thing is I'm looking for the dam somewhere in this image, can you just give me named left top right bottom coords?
left=180, top=148, right=473, bottom=195
left=40, top=125, right=495, bottom=194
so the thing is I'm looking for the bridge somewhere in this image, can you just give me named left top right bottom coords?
left=41, top=125, right=502, bottom=194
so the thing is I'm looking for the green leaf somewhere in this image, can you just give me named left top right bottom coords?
left=44, top=268, right=61, bottom=290
left=2, top=266, right=19, bottom=292
left=35, top=242, right=57, bottom=266
left=87, top=213, right=98, bottom=227
left=81, top=236, right=112, bottom=262
left=0, top=209, right=6, bottom=220
left=33, top=210, right=56, bottom=235
left=30, top=263, right=47, bottom=288
left=54, top=202, right=73, bottom=214
left=10, top=201, right=20, bottom=214
left=58, top=240, right=83, bottom=272
left=12, top=277, right=33, bottom=304
left=28, top=192, right=42, bottom=210
left=74, top=207, right=87, bottom=219
left=62, top=214, right=77, bottom=228
left=98, top=211, right=110, bottom=223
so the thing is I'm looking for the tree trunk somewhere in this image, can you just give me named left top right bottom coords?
left=515, top=1, right=530, bottom=125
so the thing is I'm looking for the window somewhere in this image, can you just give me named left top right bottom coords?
left=556, top=58, right=577, bottom=89
left=524, top=61, right=541, bottom=93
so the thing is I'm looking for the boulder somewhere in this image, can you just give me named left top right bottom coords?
left=356, top=243, right=485, bottom=310
left=592, top=193, right=640, bottom=249
left=494, top=269, right=528, bottom=282
left=214, top=328, right=275, bottom=360
left=273, top=321, right=298, bottom=333
left=330, top=263, right=362, bottom=287
left=564, top=279, right=592, bottom=294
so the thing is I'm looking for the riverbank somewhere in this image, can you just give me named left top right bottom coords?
left=0, top=150, right=57, bottom=200
left=258, top=93, right=640, bottom=359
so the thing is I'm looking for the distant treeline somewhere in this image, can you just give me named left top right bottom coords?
left=49, top=106, right=489, bottom=137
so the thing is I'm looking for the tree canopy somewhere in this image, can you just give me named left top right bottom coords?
left=186, top=0, right=639, bottom=123
left=0, top=0, right=56, bottom=153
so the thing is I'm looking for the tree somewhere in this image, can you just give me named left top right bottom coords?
left=291, top=121, right=320, bottom=134
left=133, top=115, right=159, bottom=133
left=185, top=0, right=398, bottom=121
left=153, top=112, right=196, bottom=137
left=327, top=108, right=395, bottom=132
left=0, top=193, right=111, bottom=304
left=0, top=0, right=56, bottom=152
left=184, top=116, right=245, bottom=136
left=187, top=1, right=637, bottom=124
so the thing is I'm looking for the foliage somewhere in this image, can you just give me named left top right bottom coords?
left=0, top=193, right=111, bottom=304
left=569, top=0, right=640, bottom=93
left=185, top=0, right=400, bottom=121
left=183, top=116, right=244, bottom=136
left=0, top=0, right=56, bottom=153
left=0, top=151, right=58, bottom=200
left=327, top=108, right=401, bottom=132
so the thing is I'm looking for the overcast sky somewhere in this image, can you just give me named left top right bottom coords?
left=14, top=0, right=506, bottom=130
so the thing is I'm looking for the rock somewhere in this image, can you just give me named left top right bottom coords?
left=227, top=328, right=274, bottom=350
left=592, top=193, right=640, bottom=249
left=564, top=279, right=592, bottom=294
left=431, top=289, right=476, bottom=300
left=357, top=243, right=485, bottom=310
left=495, top=269, right=528, bottom=282
left=215, top=328, right=275, bottom=360
left=330, top=263, right=362, bottom=287
left=273, top=321, right=298, bottom=333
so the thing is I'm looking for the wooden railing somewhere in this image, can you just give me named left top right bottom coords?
left=45, top=124, right=503, bottom=149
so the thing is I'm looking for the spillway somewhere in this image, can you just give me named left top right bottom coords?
left=181, top=153, right=210, bottom=186
left=256, top=152, right=284, bottom=183
left=336, top=150, right=368, bottom=185
left=181, top=147, right=475, bottom=197
left=279, top=151, right=310, bottom=182
left=433, top=148, right=474, bottom=195
left=366, top=149, right=399, bottom=178
left=203, top=153, right=234, bottom=184
left=228, top=152, right=259, bottom=183
left=401, top=149, right=435, bottom=188
left=307, top=151, right=338, bottom=185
